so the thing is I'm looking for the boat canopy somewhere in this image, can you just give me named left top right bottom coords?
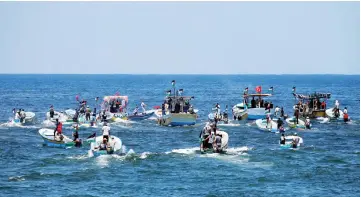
left=165, top=96, right=194, bottom=100
left=244, top=93, right=272, bottom=98
left=103, top=96, right=128, bottom=102
left=293, top=93, right=331, bottom=100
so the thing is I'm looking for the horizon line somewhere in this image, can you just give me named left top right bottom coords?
left=0, top=73, right=359, bottom=76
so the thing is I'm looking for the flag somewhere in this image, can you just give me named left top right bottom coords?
left=256, top=86, right=262, bottom=93
left=269, top=86, right=274, bottom=91
left=75, top=95, right=79, bottom=101
left=166, top=90, right=171, bottom=96
left=87, top=132, right=96, bottom=139
left=171, top=80, right=175, bottom=87
left=178, top=89, right=183, bottom=95
left=115, top=92, right=120, bottom=96
left=292, top=87, right=296, bottom=92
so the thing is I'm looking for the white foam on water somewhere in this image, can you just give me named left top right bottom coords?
left=139, top=151, right=151, bottom=159
left=67, top=155, right=89, bottom=160
left=217, top=123, right=241, bottom=127
left=95, top=155, right=111, bottom=168
left=169, top=147, right=199, bottom=155
left=42, top=120, right=56, bottom=127
left=8, top=175, right=25, bottom=182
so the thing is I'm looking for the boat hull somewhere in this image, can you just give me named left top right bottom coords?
left=285, top=117, right=306, bottom=129
left=127, top=111, right=155, bottom=121
left=158, top=113, right=197, bottom=126
left=247, top=108, right=273, bottom=120
left=255, top=119, right=278, bottom=132
left=325, top=108, right=344, bottom=120
left=38, top=128, right=75, bottom=148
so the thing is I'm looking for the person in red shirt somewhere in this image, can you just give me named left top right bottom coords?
left=54, top=119, right=63, bottom=141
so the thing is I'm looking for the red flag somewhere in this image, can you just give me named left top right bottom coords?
left=75, top=95, right=79, bottom=101
left=256, top=86, right=262, bottom=93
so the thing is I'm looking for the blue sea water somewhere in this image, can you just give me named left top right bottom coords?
left=0, top=74, right=359, bottom=197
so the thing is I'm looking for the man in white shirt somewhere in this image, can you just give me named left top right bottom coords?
left=102, top=123, right=111, bottom=141
left=141, top=101, right=146, bottom=114
left=274, top=106, right=280, bottom=116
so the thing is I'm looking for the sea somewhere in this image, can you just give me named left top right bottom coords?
left=0, top=74, right=359, bottom=197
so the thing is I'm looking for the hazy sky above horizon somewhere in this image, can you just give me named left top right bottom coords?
left=0, top=2, right=359, bottom=74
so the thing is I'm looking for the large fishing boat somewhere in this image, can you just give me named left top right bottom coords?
left=156, top=80, right=197, bottom=126
left=292, top=89, right=331, bottom=118
left=233, top=86, right=274, bottom=120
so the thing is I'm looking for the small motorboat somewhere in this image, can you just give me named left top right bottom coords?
left=280, top=135, right=303, bottom=149
left=38, top=128, right=75, bottom=148
left=286, top=117, right=306, bottom=129
left=325, top=108, right=344, bottom=120
left=88, top=135, right=122, bottom=157
left=46, top=111, right=69, bottom=123
left=200, top=130, right=229, bottom=154
left=127, top=110, right=155, bottom=121
left=13, top=111, right=36, bottom=124
left=255, top=118, right=278, bottom=132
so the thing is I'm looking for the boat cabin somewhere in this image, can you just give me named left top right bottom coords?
left=292, top=92, right=331, bottom=118
left=163, top=95, right=195, bottom=114
left=243, top=93, right=274, bottom=109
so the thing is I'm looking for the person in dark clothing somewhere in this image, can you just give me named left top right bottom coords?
left=277, top=118, right=283, bottom=129
left=73, top=110, right=79, bottom=123
left=280, top=107, right=284, bottom=118
left=260, top=99, right=264, bottom=108
left=161, top=103, right=166, bottom=115
left=49, top=106, right=55, bottom=118
left=294, top=109, right=299, bottom=124
left=251, top=97, right=256, bottom=108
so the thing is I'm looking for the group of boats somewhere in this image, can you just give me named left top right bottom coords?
left=7, top=82, right=352, bottom=156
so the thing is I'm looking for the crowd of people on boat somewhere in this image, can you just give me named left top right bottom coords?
left=161, top=96, right=195, bottom=115
left=279, top=133, right=301, bottom=148
left=199, top=122, right=225, bottom=153
left=12, top=108, right=27, bottom=123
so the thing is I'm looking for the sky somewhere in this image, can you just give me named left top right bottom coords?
left=0, top=2, right=359, bottom=74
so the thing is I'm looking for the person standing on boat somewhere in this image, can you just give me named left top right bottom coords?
left=14, top=109, right=20, bottom=121
left=102, top=122, right=111, bottom=141
left=277, top=118, right=283, bottom=130
left=85, top=106, right=91, bottom=121
left=141, top=101, right=146, bottom=114
left=73, top=109, right=79, bottom=123
left=294, top=107, right=299, bottom=124
left=274, top=106, right=280, bottom=117
left=280, top=107, right=285, bottom=118
left=49, top=105, right=55, bottom=119
left=292, top=133, right=300, bottom=148
left=133, top=106, right=139, bottom=116
left=53, top=119, right=63, bottom=141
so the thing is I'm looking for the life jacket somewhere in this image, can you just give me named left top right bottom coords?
left=343, top=113, right=349, bottom=119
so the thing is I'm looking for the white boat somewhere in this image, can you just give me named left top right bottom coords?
left=255, top=118, right=278, bottom=132
left=232, top=103, right=248, bottom=120
left=38, top=128, right=74, bottom=148
left=46, top=111, right=69, bottom=122
left=13, top=111, right=36, bottom=124
left=64, top=109, right=76, bottom=118
left=200, top=130, right=229, bottom=153
left=285, top=117, right=306, bottom=129
left=88, top=135, right=123, bottom=157
left=325, top=108, right=344, bottom=120
left=280, top=135, right=304, bottom=149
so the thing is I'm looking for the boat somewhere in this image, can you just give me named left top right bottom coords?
left=325, top=108, right=344, bottom=120
left=127, top=110, right=155, bottom=121
left=255, top=118, right=278, bottom=132
left=208, top=106, right=235, bottom=126
left=38, top=128, right=95, bottom=148
left=101, top=95, right=128, bottom=121
left=285, top=117, right=306, bottom=129
left=292, top=92, right=331, bottom=118
left=38, top=128, right=75, bottom=148
left=88, top=135, right=122, bottom=157
left=280, top=135, right=303, bottom=149
left=200, top=130, right=229, bottom=154
left=231, top=103, right=248, bottom=120
left=46, top=111, right=69, bottom=123
left=13, top=111, right=36, bottom=124
left=157, top=81, right=198, bottom=126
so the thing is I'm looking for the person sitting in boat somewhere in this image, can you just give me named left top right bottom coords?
left=277, top=118, right=283, bottom=130
left=106, top=137, right=115, bottom=154
left=279, top=126, right=285, bottom=133
left=214, top=133, right=223, bottom=153
left=133, top=106, right=139, bottom=116
left=141, top=101, right=146, bottom=114
left=305, top=117, right=311, bottom=129
left=188, top=105, right=195, bottom=114
left=291, top=133, right=300, bottom=148
left=98, top=138, right=108, bottom=150
left=102, top=122, right=111, bottom=141
left=53, top=119, right=63, bottom=141
left=49, top=105, right=55, bottom=119
left=280, top=134, right=286, bottom=145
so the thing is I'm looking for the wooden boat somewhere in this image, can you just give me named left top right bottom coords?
left=292, top=92, right=331, bottom=118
